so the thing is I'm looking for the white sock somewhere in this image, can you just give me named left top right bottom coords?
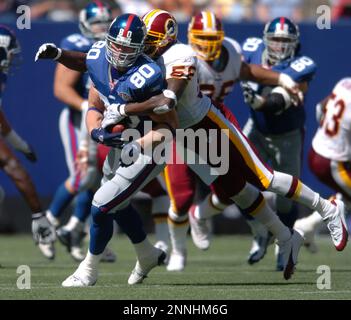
left=46, top=210, right=60, bottom=227
left=81, top=250, right=102, bottom=272
left=133, top=238, right=156, bottom=261
left=168, top=208, right=188, bottom=254
left=231, top=186, right=290, bottom=243
left=195, top=193, right=227, bottom=220
left=152, top=195, right=170, bottom=244
left=154, top=220, right=169, bottom=244
left=65, top=216, right=84, bottom=232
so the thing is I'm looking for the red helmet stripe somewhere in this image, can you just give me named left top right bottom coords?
left=123, top=14, right=135, bottom=37
left=94, top=0, right=104, bottom=9
left=280, top=17, right=285, bottom=30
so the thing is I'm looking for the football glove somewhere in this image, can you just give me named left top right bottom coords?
left=101, top=103, right=126, bottom=129
left=91, top=127, right=126, bottom=148
left=32, top=214, right=56, bottom=245
left=35, top=43, right=62, bottom=62
left=278, top=73, right=303, bottom=105
left=241, top=82, right=265, bottom=110
left=23, top=145, right=37, bottom=163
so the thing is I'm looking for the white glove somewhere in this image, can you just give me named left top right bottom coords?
left=278, top=73, right=303, bottom=105
left=32, top=215, right=56, bottom=245
left=101, top=103, right=126, bottom=129
left=35, top=43, right=62, bottom=62
left=241, top=83, right=265, bottom=110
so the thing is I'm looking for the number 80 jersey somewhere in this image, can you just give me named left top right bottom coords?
left=312, top=78, right=351, bottom=162
left=242, top=37, right=317, bottom=135
left=86, top=41, right=165, bottom=108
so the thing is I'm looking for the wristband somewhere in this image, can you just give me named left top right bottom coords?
left=53, top=48, right=62, bottom=61
left=81, top=100, right=89, bottom=111
left=118, top=104, right=127, bottom=116
left=163, top=89, right=177, bottom=105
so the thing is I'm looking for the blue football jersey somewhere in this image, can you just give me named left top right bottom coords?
left=0, top=71, right=7, bottom=106
left=60, top=33, right=94, bottom=99
left=241, top=37, right=317, bottom=135
left=86, top=41, right=165, bottom=111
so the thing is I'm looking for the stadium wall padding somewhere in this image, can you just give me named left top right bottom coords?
left=1, top=21, right=350, bottom=199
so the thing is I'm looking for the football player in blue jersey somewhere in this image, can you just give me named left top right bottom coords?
left=0, top=25, right=56, bottom=255
left=44, top=1, right=114, bottom=261
left=58, top=13, right=169, bottom=286
left=240, top=17, right=317, bottom=269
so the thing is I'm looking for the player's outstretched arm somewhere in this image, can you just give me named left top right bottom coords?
left=239, top=61, right=303, bottom=104
left=0, top=110, right=37, bottom=162
left=35, top=43, right=87, bottom=72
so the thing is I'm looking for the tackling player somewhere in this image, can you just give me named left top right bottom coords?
left=0, top=25, right=55, bottom=255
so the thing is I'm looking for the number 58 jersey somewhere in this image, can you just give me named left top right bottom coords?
left=312, top=78, right=351, bottom=162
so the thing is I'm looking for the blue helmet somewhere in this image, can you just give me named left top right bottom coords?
left=0, top=25, right=20, bottom=74
left=106, top=13, right=146, bottom=69
left=79, top=1, right=113, bottom=40
left=263, top=17, right=299, bottom=65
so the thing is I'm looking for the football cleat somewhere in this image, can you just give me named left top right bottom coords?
left=324, top=200, right=348, bottom=251
left=62, top=262, right=97, bottom=287
left=38, top=242, right=55, bottom=260
left=293, top=216, right=319, bottom=254
left=277, top=229, right=304, bottom=280
left=247, top=219, right=273, bottom=265
left=128, top=247, right=166, bottom=285
left=56, top=227, right=87, bottom=262
left=154, top=241, right=169, bottom=264
left=274, top=245, right=284, bottom=271
left=100, top=247, right=117, bottom=263
left=189, top=205, right=211, bottom=250
left=248, top=232, right=273, bottom=265
left=166, top=250, right=186, bottom=272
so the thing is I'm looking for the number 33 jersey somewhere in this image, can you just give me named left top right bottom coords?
left=312, top=78, right=351, bottom=162
left=242, top=37, right=317, bottom=135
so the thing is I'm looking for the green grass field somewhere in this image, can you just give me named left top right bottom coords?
left=0, top=234, right=350, bottom=300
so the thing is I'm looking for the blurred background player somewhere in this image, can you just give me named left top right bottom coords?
left=0, top=25, right=55, bottom=256
left=294, top=78, right=351, bottom=253
left=240, top=17, right=316, bottom=269
left=44, top=1, right=114, bottom=261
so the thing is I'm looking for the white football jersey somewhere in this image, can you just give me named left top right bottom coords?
left=312, top=77, right=351, bottom=161
left=196, top=37, right=242, bottom=102
left=156, top=42, right=212, bottom=129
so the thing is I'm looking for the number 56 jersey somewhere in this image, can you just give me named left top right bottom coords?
left=312, top=78, right=351, bottom=162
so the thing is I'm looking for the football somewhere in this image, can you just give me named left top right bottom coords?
left=106, top=123, right=126, bottom=133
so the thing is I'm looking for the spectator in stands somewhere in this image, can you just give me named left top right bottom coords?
left=256, top=0, right=303, bottom=22
left=332, top=0, right=351, bottom=20
left=210, top=0, right=254, bottom=21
